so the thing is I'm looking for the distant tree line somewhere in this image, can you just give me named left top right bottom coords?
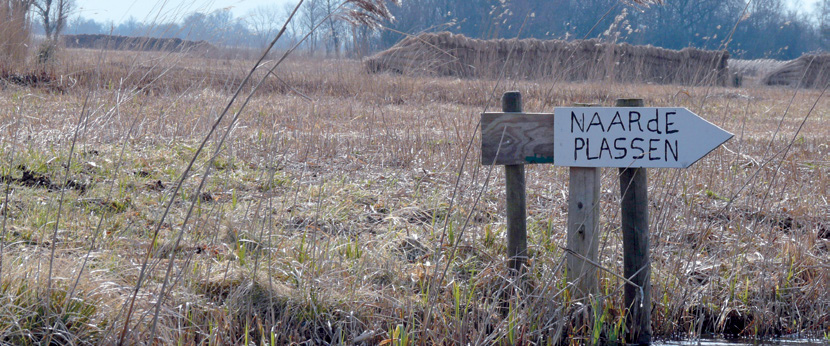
left=60, top=0, right=388, bottom=57
left=55, top=0, right=830, bottom=60
left=63, top=10, right=254, bottom=49
left=380, top=0, right=830, bottom=60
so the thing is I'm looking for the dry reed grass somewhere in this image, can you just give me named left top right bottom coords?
left=365, top=32, right=730, bottom=86
left=0, top=0, right=32, bottom=71
left=763, top=54, right=830, bottom=89
left=729, top=58, right=788, bottom=87
left=730, top=59, right=787, bottom=79
left=0, top=42, right=827, bottom=344
left=62, top=34, right=217, bottom=54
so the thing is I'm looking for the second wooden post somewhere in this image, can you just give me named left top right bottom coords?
left=502, top=91, right=527, bottom=275
left=616, top=98, right=652, bottom=345
left=566, top=103, right=601, bottom=299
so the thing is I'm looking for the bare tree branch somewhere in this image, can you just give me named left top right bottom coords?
left=32, top=0, right=74, bottom=40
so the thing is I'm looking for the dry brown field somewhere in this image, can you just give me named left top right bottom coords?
left=0, top=48, right=827, bottom=344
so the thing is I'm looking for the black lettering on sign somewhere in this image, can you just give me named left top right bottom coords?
left=571, top=111, right=584, bottom=133
left=609, top=112, right=625, bottom=132
left=629, top=111, right=642, bottom=132
left=648, top=138, right=661, bottom=161
left=631, top=138, right=645, bottom=159
left=587, top=112, right=605, bottom=132
left=574, top=137, right=586, bottom=160
left=587, top=138, right=599, bottom=160
left=599, top=138, right=612, bottom=159
left=666, top=140, right=679, bottom=161
left=665, top=111, right=678, bottom=134
left=647, top=109, right=662, bottom=134
left=614, top=138, right=627, bottom=159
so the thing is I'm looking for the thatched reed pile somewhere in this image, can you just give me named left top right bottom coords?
left=63, top=34, right=216, bottom=54
left=366, top=32, right=729, bottom=86
left=730, top=59, right=786, bottom=78
left=762, top=54, right=830, bottom=89
left=728, top=59, right=787, bottom=87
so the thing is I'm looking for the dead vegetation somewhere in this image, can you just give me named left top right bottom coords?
left=729, top=58, right=788, bottom=87
left=729, top=59, right=787, bottom=79
left=365, top=32, right=730, bottom=86
left=0, top=0, right=31, bottom=71
left=0, top=44, right=827, bottom=345
left=763, top=54, right=830, bottom=89
left=63, top=34, right=217, bottom=54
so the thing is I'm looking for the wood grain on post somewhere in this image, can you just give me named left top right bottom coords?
left=566, top=103, right=600, bottom=299
left=480, top=113, right=554, bottom=165
left=616, top=98, right=652, bottom=345
left=502, top=91, right=527, bottom=275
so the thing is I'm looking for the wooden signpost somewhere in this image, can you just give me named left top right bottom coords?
left=500, top=92, right=528, bottom=275
left=566, top=104, right=601, bottom=301
left=481, top=92, right=733, bottom=345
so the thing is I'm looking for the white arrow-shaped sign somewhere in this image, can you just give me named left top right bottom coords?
left=553, top=107, right=733, bottom=168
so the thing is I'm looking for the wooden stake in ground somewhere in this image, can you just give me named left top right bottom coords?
left=502, top=91, right=527, bottom=275
left=615, top=98, right=652, bottom=345
left=566, top=103, right=601, bottom=299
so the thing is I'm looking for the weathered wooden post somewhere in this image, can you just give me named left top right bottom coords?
left=567, top=104, right=601, bottom=299
left=502, top=91, right=527, bottom=274
left=481, top=92, right=555, bottom=276
left=615, top=98, right=651, bottom=344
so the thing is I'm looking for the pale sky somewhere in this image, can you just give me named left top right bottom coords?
left=76, top=0, right=294, bottom=24
left=75, top=0, right=822, bottom=25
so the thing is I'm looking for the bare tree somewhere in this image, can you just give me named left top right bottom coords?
left=820, top=0, right=830, bottom=49
left=32, top=0, right=73, bottom=40
left=300, top=0, right=323, bottom=54
left=282, top=3, right=300, bottom=46
left=246, top=4, right=284, bottom=49
left=244, top=4, right=301, bottom=50
left=323, top=0, right=343, bottom=57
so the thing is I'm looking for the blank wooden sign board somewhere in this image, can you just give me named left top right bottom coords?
left=480, top=112, right=554, bottom=165
left=481, top=93, right=732, bottom=345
